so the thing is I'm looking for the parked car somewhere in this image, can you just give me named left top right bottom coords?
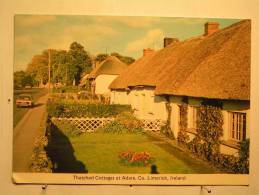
left=24, top=85, right=32, bottom=89
left=16, top=94, right=34, bottom=107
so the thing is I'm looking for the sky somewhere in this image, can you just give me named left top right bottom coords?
left=14, top=15, right=241, bottom=71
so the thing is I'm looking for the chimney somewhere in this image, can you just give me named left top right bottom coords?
left=143, top=48, right=154, bottom=56
left=163, top=37, right=179, bottom=48
left=204, top=22, right=219, bottom=36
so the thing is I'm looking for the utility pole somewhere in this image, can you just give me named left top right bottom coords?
left=48, top=49, right=51, bottom=94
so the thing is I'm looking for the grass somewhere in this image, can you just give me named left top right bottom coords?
left=13, top=88, right=48, bottom=127
left=48, top=131, right=220, bottom=174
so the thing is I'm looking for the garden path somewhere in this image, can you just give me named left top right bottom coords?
left=13, top=94, right=49, bottom=172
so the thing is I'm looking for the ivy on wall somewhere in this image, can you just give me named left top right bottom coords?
left=177, top=103, right=190, bottom=144
left=177, top=101, right=249, bottom=174
left=160, top=98, right=175, bottom=139
left=196, top=105, right=223, bottom=160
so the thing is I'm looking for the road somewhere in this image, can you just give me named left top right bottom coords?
left=13, top=94, right=49, bottom=172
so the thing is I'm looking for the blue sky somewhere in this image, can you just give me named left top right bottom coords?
left=14, top=15, right=241, bottom=71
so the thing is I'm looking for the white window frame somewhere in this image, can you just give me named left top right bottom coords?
left=188, top=106, right=198, bottom=130
left=228, top=111, right=246, bottom=141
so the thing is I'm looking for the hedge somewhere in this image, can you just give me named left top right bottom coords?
left=47, top=100, right=132, bottom=118
left=29, top=135, right=53, bottom=172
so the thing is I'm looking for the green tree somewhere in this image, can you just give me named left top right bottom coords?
left=95, top=53, right=108, bottom=63
left=110, top=52, right=135, bottom=65
left=95, top=52, right=135, bottom=65
left=26, top=50, right=49, bottom=85
left=51, top=50, right=69, bottom=84
left=67, top=42, right=92, bottom=85
left=14, top=70, right=34, bottom=89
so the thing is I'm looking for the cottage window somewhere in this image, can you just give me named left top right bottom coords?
left=229, top=112, right=246, bottom=141
left=188, top=106, right=198, bottom=130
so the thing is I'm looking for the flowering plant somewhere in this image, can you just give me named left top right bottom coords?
left=119, top=150, right=154, bottom=166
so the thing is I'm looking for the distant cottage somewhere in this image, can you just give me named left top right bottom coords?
left=88, top=56, right=127, bottom=95
left=109, top=20, right=251, bottom=156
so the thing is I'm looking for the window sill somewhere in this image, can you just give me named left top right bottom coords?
left=220, top=140, right=240, bottom=150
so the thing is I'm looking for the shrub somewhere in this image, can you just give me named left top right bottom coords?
left=97, top=120, right=143, bottom=134
left=238, top=139, right=250, bottom=173
left=177, top=104, right=190, bottom=143
left=29, top=135, right=53, bottom=172
left=97, top=121, right=126, bottom=134
left=116, top=111, right=143, bottom=131
left=47, top=99, right=65, bottom=117
left=47, top=100, right=131, bottom=118
left=119, top=151, right=155, bottom=166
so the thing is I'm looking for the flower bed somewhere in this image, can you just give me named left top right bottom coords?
left=119, top=150, right=154, bottom=166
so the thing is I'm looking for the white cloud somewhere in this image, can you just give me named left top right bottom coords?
left=125, top=28, right=164, bottom=53
left=15, top=15, right=56, bottom=27
left=94, top=17, right=159, bottom=28
left=65, top=24, right=117, bottom=38
left=46, top=24, right=118, bottom=50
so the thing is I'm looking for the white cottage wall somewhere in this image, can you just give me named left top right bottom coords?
left=110, top=90, right=129, bottom=105
left=95, top=75, right=118, bottom=94
left=127, top=88, right=167, bottom=120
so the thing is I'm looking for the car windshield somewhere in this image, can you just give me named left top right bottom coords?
left=18, top=95, right=32, bottom=100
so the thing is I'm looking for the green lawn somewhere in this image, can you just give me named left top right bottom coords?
left=13, top=88, right=48, bottom=127
left=47, top=131, right=220, bottom=174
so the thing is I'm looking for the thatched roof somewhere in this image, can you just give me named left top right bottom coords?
left=110, top=20, right=250, bottom=101
left=109, top=51, right=156, bottom=89
left=79, top=73, right=89, bottom=86
left=88, top=56, right=127, bottom=79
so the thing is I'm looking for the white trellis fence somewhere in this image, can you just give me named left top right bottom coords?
left=51, top=117, right=114, bottom=133
left=141, top=119, right=164, bottom=131
left=51, top=117, right=164, bottom=132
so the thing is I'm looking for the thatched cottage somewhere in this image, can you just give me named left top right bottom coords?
left=109, top=20, right=250, bottom=156
left=88, top=56, right=127, bottom=95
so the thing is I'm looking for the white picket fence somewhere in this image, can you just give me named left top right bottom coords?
left=51, top=117, right=164, bottom=132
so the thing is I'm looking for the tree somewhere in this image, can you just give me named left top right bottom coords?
left=95, top=52, right=135, bottom=65
left=120, top=56, right=135, bottom=65
left=14, top=70, right=34, bottom=89
left=110, top=52, right=135, bottom=65
left=95, top=53, right=108, bottom=63
left=51, top=50, right=69, bottom=84
left=67, top=42, right=92, bottom=85
left=26, top=50, right=49, bottom=85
